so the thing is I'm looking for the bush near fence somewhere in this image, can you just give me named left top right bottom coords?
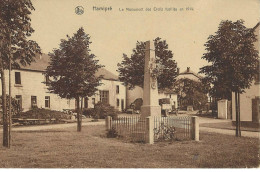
left=15, top=108, right=70, bottom=120
left=93, top=102, right=118, bottom=119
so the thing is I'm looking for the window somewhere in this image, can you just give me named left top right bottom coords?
left=116, top=85, right=119, bottom=94
left=45, top=75, right=51, bottom=86
left=84, top=97, right=88, bottom=108
left=45, top=96, right=50, bottom=108
left=117, top=99, right=120, bottom=107
left=15, top=95, right=22, bottom=110
left=92, top=98, right=95, bottom=105
left=100, top=91, right=109, bottom=104
left=15, top=72, right=21, bottom=85
left=31, top=96, right=37, bottom=108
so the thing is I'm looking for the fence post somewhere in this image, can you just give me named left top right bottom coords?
left=106, top=116, right=112, bottom=130
left=145, top=116, right=154, bottom=144
left=191, top=116, right=199, bottom=141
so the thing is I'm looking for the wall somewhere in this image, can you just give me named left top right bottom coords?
left=232, top=83, right=260, bottom=122
left=97, top=79, right=126, bottom=111
left=0, top=70, right=127, bottom=112
left=0, top=69, right=75, bottom=112
left=218, top=99, right=227, bottom=119
left=126, top=86, right=143, bottom=108
left=231, top=23, right=260, bottom=122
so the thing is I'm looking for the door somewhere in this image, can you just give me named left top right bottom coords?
left=121, top=99, right=124, bottom=111
left=252, top=98, right=260, bottom=123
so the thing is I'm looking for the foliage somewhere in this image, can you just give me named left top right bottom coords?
left=45, top=27, right=103, bottom=99
left=93, top=102, right=118, bottom=119
left=173, top=78, right=208, bottom=110
left=18, top=108, right=70, bottom=120
left=0, top=95, right=21, bottom=115
left=82, top=108, right=95, bottom=118
left=107, top=127, right=118, bottom=138
left=199, top=20, right=259, bottom=97
left=0, top=0, right=41, bottom=70
left=130, top=98, right=143, bottom=110
left=154, top=123, right=176, bottom=141
left=0, top=0, right=41, bottom=146
left=117, top=37, right=178, bottom=90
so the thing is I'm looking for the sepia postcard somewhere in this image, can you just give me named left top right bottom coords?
left=0, top=0, right=259, bottom=169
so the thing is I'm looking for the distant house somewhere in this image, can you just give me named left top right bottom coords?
left=0, top=54, right=126, bottom=112
left=175, top=67, right=210, bottom=110
left=231, top=22, right=260, bottom=125
left=176, top=67, right=202, bottom=82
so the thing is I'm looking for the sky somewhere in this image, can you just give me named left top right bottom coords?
left=30, top=0, right=260, bottom=75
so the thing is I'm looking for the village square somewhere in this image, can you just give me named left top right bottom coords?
left=0, top=0, right=259, bottom=169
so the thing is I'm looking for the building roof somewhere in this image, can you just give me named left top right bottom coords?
left=18, top=53, right=119, bottom=81
left=178, top=67, right=203, bottom=79
left=252, top=22, right=260, bottom=31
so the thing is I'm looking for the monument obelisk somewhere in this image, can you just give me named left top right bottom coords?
left=140, top=40, right=161, bottom=117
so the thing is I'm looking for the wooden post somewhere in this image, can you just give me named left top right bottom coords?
left=106, top=116, right=112, bottom=130
left=8, top=50, right=12, bottom=148
left=238, top=93, right=241, bottom=137
left=0, top=41, right=9, bottom=147
left=235, top=92, right=239, bottom=137
left=191, top=116, right=199, bottom=141
left=145, top=116, right=154, bottom=144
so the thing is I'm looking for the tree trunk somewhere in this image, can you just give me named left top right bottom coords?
left=238, top=92, right=241, bottom=137
left=235, top=91, right=239, bottom=137
left=1, top=65, right=9, bottom=147
left=76, top=97, right=81, bottom=132
left=8, top=52, right=12, bottom=148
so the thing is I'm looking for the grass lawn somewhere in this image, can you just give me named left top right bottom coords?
left=0, top=125, right=259, bottom=168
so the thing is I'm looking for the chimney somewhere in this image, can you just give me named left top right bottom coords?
left=177, top=68, right=180, bottom=74
left=187, top=67, right=190, bottom=72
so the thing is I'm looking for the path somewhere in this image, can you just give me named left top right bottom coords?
left=198, top=116, right=259, bottom=138
left=11, top=119, right=105, bottom=131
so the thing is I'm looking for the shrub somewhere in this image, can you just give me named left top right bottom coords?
left=107, top=127, right=118, bottom=138
left=93, top=102, right=118, bottom=119
left=18, top=108, right=70, bottom=120
left=82, top=108, right=95, bottom=118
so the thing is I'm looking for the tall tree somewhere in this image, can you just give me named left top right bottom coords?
left=173, top=78, right=208, bottom=110
left=0, top=0, right=41, bottom=147
left=46, top=27, right=103, bottom=132
left=199, top=20, right=259, bottom=137
left=117, top=37, right=178, bottom=90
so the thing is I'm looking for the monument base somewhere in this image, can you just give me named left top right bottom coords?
left=140, top=105, right=161, bottom=118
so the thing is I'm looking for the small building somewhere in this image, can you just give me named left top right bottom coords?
left=175, top=67, right=210, bottom=110
left=0, top=54, right=126, bottom=112
left=231, top=22, right=260, bottom=125
left=176, top=67, right=202, bottom=82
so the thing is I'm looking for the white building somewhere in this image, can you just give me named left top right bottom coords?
left=176, top=67, right=202, bottom=82
left=0, top=54, right=126, bottom=112
left=232, top=22, right=260, bottom=124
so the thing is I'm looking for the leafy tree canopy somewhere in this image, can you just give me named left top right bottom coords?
left=0, top=0, right=41, bottom=68
left=199, top=20, right=259, bottom=96
left=173, top=78, right=208, bottom=110
left=117, top=37, right=178, bottom=90
left=46, top=27, right=103, bottom=99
